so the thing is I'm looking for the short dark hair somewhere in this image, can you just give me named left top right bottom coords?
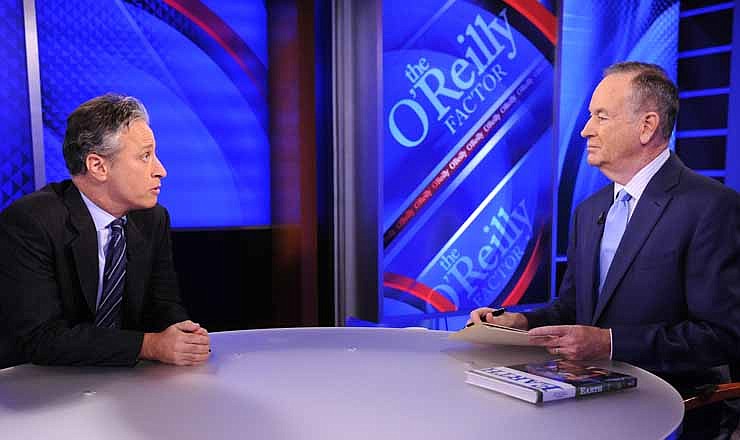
left=62, top=93, right=149, bottom=175
left=604, top=61, right=679, bottom=140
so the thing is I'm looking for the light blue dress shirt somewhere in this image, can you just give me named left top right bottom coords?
left=612, top=147, right=670, bottom=220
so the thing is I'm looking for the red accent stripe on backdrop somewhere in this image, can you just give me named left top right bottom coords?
left=162, top=0, right=266, bottom=97
left=383, top=273, right=458, bottom=312
left=385, top=232, right=542, bottom=312
left=501, top=0, right=557, bottom=44
left=500, top=231, right=544, bottom=306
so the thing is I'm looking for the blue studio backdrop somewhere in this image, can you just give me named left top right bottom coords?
left=1, top=0, right=270, bottom=228
left=377, top=0, right=678, bottom=330
left=556, top=0, right=678, bottom=255
left=381, top=0, right=557, bottom=329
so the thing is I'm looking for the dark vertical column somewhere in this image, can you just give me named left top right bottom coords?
left=269, top=0, right=320, bottom=327
left=332, top=0, right=382, bottom=324
left=314, top=0, right=336, bottom=326
left=297, top=0, right=320, bottom=325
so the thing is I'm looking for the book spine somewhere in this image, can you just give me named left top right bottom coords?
left=575, top=377, right=638, bottom=396
left=465, top=374, right=543, bottom=403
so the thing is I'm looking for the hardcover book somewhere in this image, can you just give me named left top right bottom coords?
left=466, top=359, right=637, bottom=403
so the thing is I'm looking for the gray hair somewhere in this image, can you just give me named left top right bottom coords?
left=62, top=93, right=150, bottom=175
left=604, top=61, right=679, bottom=140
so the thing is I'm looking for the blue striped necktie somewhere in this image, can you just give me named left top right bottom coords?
left=599, top=189, right=632, bottom=293
left=96, top=218, right=126, bottom=328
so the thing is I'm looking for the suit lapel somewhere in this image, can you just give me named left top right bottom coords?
left=592, top=155, right=682, bottom=323
left=63, top=184, right=99, bottom=314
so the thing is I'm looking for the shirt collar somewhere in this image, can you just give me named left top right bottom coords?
left=613, top=148, right=670, bottom=202
left=78, top=190, right=123, bottom=231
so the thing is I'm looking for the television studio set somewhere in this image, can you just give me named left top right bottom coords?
left=1, top=0, right=739, bottom=438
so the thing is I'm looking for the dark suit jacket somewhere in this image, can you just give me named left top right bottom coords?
left=525, top=154, right=740, bottom=383
left=0, top=180, right=189, bottom=368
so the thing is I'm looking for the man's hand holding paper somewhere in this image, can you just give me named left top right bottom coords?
left=528, top=325, right=611, bottom=360
left=467, top=307, right=529, bottom=330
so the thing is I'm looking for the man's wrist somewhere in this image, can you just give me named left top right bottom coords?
left=139, top=332, right=156, bottom=360
left=513, top=313, right=529, bottom=330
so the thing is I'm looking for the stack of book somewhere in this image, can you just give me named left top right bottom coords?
left=466, top=359, right=637, bottom=404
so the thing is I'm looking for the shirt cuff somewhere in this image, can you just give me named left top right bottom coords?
left=608, top=328, right=613, bottom=360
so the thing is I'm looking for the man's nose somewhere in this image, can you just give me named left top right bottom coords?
left=580, top=117, right=595, bottom=138
left=153, top=155, right=167, bottom=178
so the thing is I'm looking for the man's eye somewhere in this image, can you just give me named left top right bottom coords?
left=142, top=152, right=151, bottom=160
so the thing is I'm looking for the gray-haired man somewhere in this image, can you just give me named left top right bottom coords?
left=0, top=94, right=210, bottom=368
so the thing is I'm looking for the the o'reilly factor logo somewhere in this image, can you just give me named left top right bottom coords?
left=428, top=199, right=532, bottom=307
left=388, top=9, right=518, bottom=148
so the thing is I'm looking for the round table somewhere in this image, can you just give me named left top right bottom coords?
left=0, top=327, right=683, bottom=439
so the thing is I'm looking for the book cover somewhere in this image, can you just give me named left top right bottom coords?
left=466, top=359, right=637, bottom=403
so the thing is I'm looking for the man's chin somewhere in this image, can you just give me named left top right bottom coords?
left=136, top=197, right=159, bottom=210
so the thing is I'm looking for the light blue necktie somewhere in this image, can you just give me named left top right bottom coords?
left=599, top=189, right=632, bottom=293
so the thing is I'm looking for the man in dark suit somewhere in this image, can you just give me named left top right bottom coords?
left=0, top=94, right=210, bottom=368
left=470, top=62, right=740, bottom=437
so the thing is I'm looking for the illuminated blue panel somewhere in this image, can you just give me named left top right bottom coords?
left=556, top=0, right=678, bottom=254
left=35, top=0, right=269, bottom=227
left=0, top=0, right=34, bottom=211
left=381, top=0, right=555, bottom=329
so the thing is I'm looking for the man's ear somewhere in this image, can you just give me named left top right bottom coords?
left=85, top=153, right=109, bottom=181
left=639, top=111, right=660, bottom=144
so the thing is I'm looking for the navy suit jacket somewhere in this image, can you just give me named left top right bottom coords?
left=525, top=154, right=740, bottom=381
left=0, top=180, right=189, bottom=368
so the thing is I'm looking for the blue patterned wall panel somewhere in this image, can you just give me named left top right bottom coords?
left=0, top=0, right=34, bottom=211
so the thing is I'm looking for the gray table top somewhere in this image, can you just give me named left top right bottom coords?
left=0, top=327, right=683, bottom=440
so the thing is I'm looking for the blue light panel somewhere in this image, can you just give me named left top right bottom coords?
left=35, top=0, right=270, bottom=227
